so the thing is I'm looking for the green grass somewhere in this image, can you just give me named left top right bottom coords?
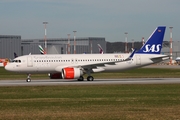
left=1, top=67, right=180, bottom=119
left=1, top=67, right=180, bottom=80
left=0, top=85, right=180, bottom=120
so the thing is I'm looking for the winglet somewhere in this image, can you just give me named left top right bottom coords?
left=136, top=26, right=166, bottom=54
left=125, top=49, right=136, bottom=61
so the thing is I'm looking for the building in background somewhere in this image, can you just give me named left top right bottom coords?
left=0, top=35, right=21, bottom=58
left=161, top=41, right=180, bottom=63
left=21, top=37, right=106, bottom=55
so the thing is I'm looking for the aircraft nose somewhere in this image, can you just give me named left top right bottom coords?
left=5, top=64, right=13, bottom=71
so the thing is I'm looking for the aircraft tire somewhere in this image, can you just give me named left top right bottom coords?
left=87, top=76, right=94, bottom=81
left=78, top=76, right=84, bottom=81
left=26, top=78, right=31, bottom=82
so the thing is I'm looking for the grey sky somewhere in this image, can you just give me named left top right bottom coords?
left=0, top=0, right=179, bottom=42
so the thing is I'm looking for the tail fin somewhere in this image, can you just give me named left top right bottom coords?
left=97, top=44, right=104, bottom=54
left=38, top=45, right=46, bottom=54
left=136, top=26, right=166, bottom=54
left=14, top=52, right=18, bottom=58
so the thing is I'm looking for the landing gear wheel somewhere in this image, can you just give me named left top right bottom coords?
left=26, top=74, right=31, bottom=82
left=78, top=76, right=84, bottom=81
left=87, top=76, right=94, bottom=81
left=26, top=78, right=31, bottom=82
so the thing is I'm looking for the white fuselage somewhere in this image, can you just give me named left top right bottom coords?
left=5, top=53, right=168, bottom=74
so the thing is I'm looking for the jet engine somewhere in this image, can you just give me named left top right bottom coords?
left=49, top=73, right=63, bottom=79
left=62, top=67, right=83, bottom=79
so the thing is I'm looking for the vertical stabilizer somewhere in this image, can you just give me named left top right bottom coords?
left=136, top=26, right=166, bottom=54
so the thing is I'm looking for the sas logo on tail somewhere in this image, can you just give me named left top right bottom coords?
left=143, top=44, right=161, bottom=52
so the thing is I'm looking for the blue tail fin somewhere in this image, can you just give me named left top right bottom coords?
left=136, top=26, right=166, bottom=54
left=14, top=52, right=18, bottom=58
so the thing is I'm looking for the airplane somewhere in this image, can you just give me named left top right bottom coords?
left=5, top=26, right=169, bottom=82
left=175, top=57, right=180, bottom=65
left=0, top=58, right=10, bottom=67
left=175, top=57, right=180, bottom=61
left=0, top=59, right=6, bottom=67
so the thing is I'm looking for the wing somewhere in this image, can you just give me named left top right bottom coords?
left=55, top=49, right=136, bottom=73
left=80, top=49, right=136, bottom=70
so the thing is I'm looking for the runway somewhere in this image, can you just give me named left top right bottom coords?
left=0, top=78, right=180, bottom=86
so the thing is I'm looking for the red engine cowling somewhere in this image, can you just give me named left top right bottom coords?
left=49, top=73, right=63, bottom=79
left=62, top=67, right=83, bottom=79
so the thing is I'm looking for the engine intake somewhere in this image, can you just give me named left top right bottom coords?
left=62, top=67, right=83, bottom=79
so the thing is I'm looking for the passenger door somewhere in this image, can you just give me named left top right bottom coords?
left=136, top=55, right=141, bottom=65
left=27, top=56, right=33, bottom=67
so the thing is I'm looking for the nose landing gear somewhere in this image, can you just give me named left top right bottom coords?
left=26, top=74, right=31, bottom=82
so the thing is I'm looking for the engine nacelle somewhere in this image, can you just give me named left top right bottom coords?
left=49, top=73, right=63, bottom=79
left=62, top=67, right=83, bottom=79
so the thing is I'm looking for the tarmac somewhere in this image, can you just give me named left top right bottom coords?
left=0, top=65, right=180, bottom=86
left=0, top=78, right=180, bottom=86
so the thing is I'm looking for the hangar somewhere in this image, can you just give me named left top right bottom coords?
left=0, top=35, right=21, bottom=58
left=21, top=37, right=106, bottom=55
left=0, top=36, right=106, bottom=58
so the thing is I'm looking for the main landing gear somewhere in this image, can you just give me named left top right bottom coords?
left=26, top=74, right=31, bottom=82
left=25, top=74, right=94, bottom=82
left=78, top=76, right=84, bottom=81
left=77, top=76, right=94, bottom=81
left=87, top=76, right=94, bottom=81
left=86, top=69, right=94, bottom=81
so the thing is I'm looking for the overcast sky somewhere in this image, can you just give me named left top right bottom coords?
left=0, top=0, right=179, bottom=42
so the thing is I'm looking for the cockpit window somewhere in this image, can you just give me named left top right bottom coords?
left=12, top=60, right=21, bottom=63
